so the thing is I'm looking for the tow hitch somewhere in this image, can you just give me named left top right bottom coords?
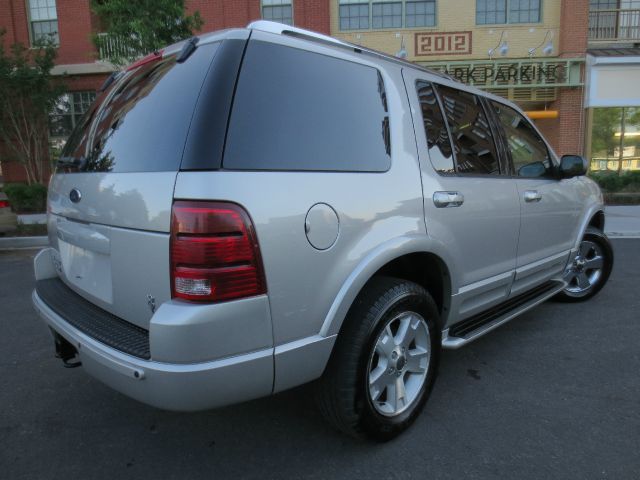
left=51, top=330, right=82, bottom=368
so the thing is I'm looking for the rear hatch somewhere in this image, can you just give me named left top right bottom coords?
left=47, top=38, right=234, bottom=329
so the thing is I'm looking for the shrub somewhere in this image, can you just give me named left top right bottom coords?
left=1, top=183, right=48, bottom=213
left=589, top=171, right=640, bottom=193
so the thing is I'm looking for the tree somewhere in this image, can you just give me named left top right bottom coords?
left=0, top=30, right=65, bottom=185
left=92, top=0, right=203, bottom=66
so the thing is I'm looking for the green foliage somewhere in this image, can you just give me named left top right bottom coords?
left=589, top=171, right=640, bottom=193
left=92, top=0, right=203, bottom=66
left=0, top=29, right=64, bottom=185
left=591, top=108, right=622, bottom=157
left=1, top=183, right=48, bottom=213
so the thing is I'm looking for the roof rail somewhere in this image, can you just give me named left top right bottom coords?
left=246, top=20, right=456, bottom=82
left=247, top=20, right=355, bottom=50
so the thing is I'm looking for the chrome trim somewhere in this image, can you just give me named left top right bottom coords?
left=433, top=191, right=465, bottom=208
left=523, top=190, right=542, bottom=203
left=441, top=280, right=566, bottom=349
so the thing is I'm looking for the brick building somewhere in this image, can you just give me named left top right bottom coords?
left=2, top=0, right=633, bottom=183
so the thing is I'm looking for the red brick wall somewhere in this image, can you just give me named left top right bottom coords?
left=1, top=0, right=28, bottom=48
left=56, top=0, right=97, bottom=64
left=189, top=0, right=330, bottom=34
left=63, top=73, right=108, bottom=92
left=294, top=0, right=330, bottom=34
left=533, top=0, right=588, bottom=157
left=188, top=1, right=261, bottom=31
left=558, top=0, right=589, bottom=58
left=1, top=0, right=97, bottom=64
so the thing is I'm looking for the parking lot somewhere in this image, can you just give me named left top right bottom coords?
left=1, top=239, right=639, bottom=480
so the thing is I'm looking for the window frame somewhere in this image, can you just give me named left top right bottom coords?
left=487, top=97, right=560, bottom=179
left=26, top=0, right=60, bottom=47
left=338, top=0, right=437, bottom=31
left=405, top=0, right=437, bottom=27
left=339, top=2, right=371, bottom=30
left=49, top=91, right=97, bottom=139
left=372, top=1, right=403, bottom=29
left=476, top=0, right=543, bottom=26
left=261, top=0, right=294, bottom=26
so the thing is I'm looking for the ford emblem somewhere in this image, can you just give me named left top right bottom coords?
left=69, top=188, right=82, bottom=203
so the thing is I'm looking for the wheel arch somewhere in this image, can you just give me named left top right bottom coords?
left=574, top=204, right=607, bottom=250
left=319, top=235, right=455, bottom=338
left=589, top=210, right=605, bottom=232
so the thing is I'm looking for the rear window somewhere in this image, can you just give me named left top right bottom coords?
left=223, top=41, right=391, bottom=172
left=60, top=42, right=220, bottom=173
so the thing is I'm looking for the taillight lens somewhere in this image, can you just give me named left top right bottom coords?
left=170, top=201, right=266, bottom=302
left=0, top=200, right=9, bottom=208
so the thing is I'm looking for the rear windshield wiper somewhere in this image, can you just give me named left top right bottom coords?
left=57, top=156, right=87, bottom=170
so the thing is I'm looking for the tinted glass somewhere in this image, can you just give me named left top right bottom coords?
left=491, top=100, right=552, bottom=177
left=437, top=85, right=500, bottom=175
left=416, top=81, right=455, bottom=174
left=60, top=42, right=219, bottom=173
left=224, top=42, right=391, bottom=172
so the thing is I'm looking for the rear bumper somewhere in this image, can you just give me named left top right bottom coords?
left=32, top=289, right=274, bottom=411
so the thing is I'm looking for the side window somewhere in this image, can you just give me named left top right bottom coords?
left=415, top=80, right=455, bottom=174
left=224, top=42, right=391, bottom=172
left=491, top=101, right=552, bottom=178
left=436, top=85, right=500, bottom=175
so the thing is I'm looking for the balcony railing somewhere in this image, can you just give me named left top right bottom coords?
left=96, top=33, right=145, bottom=63
left=589, top=9, right=640, bottom=42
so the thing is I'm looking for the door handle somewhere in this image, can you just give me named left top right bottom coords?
left=524, top=190, right=542, bottom=203
left=433, top=191, right=464, bottom=208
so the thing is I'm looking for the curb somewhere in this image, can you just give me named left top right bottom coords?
left=18, top=213, right=47, bottom=225
left=0, top=236, right=48, bottom=250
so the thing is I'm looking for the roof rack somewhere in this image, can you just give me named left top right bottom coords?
left=247, top=20, right=355, bottom=49
left=246, top=20, right=455, bottom=81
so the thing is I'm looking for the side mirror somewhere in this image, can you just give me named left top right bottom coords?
left=518, top=161, right=548, bottom=178
left=560, top=155, right=588, bottom=178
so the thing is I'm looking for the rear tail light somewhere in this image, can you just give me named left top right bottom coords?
left=0, top=200, right=9, bottom=208
left=170, top=201, right=266, bottom=302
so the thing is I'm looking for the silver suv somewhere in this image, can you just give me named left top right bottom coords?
left=32, top=21, right=613, bottom=441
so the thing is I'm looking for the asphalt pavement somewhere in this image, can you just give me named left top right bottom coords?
left=1, top=240, right=639, bottom=480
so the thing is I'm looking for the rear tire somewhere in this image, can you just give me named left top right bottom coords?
left=316, top=276, right=440, bottom=441
left=555, top=227, right=613, bottom=302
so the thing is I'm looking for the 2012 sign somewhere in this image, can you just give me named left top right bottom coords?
left=415, top=32, right=472, bottom=56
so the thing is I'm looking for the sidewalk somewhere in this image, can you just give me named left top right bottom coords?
left=604, top=206, right=640, bottom=238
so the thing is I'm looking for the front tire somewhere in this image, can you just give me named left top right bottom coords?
left=316, top=277, right=440, bottom=441
left=555, top=227, right=613, bottom=302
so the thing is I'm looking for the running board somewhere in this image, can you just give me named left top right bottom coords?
left=442, top=280, right=566, bottom=349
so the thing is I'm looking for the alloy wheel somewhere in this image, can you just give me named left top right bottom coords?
left=564, top=240, right=605, bottom=296
left=367, top=311, right=431, bottom=417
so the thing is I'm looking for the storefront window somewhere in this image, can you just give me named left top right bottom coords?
left=590, top=107, right=640, bottom=173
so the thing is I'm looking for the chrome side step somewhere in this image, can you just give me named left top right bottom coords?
left=441, top=280, right=566, bottom=349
